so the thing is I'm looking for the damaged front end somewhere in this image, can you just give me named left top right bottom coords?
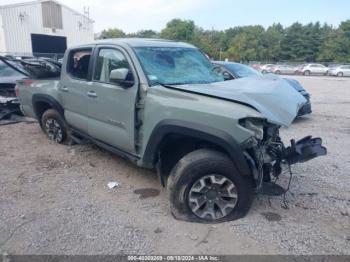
left=240, top=118, right=327, bottom=195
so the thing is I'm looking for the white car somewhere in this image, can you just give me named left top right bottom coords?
left=260, top=64, right=276, bottom=74
left=301, top=64, right=329, bottom=76
left=328, top=65, right=350, bottom=77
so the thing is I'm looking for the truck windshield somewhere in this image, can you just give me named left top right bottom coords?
left=134, top=47, right=224, bottom=85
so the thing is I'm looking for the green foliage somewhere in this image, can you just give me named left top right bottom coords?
left=99, top=19, right=350, bottom=63
left=160, top=19, right=196, bottom=42
left=99, top=28, right=126, bottom=39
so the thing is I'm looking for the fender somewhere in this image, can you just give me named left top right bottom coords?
left=142, top=120, right=252, bottom=176
left=32, top=94, right=64, bottom=118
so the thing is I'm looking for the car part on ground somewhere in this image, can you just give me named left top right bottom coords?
left=0, top=96, right=35, bottom=125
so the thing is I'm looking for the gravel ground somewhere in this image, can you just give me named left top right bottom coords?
left=0, top=76, right=349, bottom=255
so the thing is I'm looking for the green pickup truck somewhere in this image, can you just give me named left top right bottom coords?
left=16, top=38, right=326, bottom=223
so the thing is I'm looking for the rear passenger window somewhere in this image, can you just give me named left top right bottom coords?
left=93, top=48, right=133, bottom=84
left=67, top=49, right=92, bottom=80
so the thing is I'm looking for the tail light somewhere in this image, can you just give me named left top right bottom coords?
left=15, top=79, right=33, bottom=97
left=15, top=84, right=19, bottom=97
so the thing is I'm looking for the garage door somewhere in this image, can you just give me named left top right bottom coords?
left=31, top=34, right=67, bottom=55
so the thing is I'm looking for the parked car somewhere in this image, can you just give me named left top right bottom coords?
left=328, top=65, right=350, bottom=77
left=300, top=63, right=329, bottom=76
left=259, top=64, right=276, bottom=73
left=17, top=39, right=326, bottom=223
left=0, top=58, right=27, bottom=97
left=212, top=61, right=312, bottom=116
left=271, top=64, right=298, bottom=75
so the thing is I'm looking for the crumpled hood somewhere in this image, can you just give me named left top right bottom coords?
left=174, top=76, right=307, bottom=127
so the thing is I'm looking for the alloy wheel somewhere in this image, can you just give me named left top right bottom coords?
left=45, top=118, right=63, bottom=143
left=188, top=174, right=238, bottom=220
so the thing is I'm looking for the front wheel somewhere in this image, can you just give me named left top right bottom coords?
left=337, top=72, right=344, bottom=77
left=167, top=149, right=254, bottom=223
left=304, top=70, right=311, bottom=76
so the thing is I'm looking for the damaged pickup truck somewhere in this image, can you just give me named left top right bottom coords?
left=17, top=39, right=326, bottom=222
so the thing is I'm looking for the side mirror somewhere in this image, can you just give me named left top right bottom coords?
left=109, top=68, right=134, bottom=88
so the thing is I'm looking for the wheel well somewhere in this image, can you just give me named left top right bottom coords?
left=34, top=101, right=52, bottom=125
left=156, top=134, right=230, bottom=187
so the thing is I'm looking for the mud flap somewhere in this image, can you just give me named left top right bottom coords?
left=282, top=136, right=327, bottom=165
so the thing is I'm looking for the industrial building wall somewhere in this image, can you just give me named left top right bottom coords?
left=0, top=1, right=94, bottom=55
left=0, top=14, right=6, bottom=53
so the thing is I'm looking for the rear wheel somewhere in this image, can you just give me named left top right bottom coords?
left=167, top=149, right=254, bottom=223
left=275, top=70, right=281, bottom=75
left=41, top=109, right=70, bottom=144
left=337, top=72, right=344, bottom=77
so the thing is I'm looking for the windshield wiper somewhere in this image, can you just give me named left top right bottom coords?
left=154, top=81, right=182, bottom=88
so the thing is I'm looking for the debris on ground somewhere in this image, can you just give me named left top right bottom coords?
left=107, top=181, right=119, bottom=189
left=0, top=96, right=35, bottom=125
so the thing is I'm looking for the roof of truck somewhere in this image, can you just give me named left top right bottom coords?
left=82, top=38, right=196, bottom=49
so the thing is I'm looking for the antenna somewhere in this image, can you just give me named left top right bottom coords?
left=83, top=6, right=90, bottom=30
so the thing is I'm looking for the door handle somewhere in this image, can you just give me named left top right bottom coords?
left=60, top=86, right=69, bottom=92
left=87, top=91, right=97, bottom=98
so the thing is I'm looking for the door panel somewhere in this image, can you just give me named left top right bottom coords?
left=87, top=46, right=138, bottom=153
left=59, top=48, right=93, bottom=133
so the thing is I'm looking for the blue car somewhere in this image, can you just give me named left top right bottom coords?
left=212, top=61, right=312, bottom=117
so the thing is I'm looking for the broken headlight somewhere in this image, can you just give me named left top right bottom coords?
left=239, top=118, right=265, bottom=140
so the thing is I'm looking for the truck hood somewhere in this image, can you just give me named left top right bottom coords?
left=172, top=76, right=307, bottom=127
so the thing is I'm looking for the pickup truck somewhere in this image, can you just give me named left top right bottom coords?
left=16, top=38, right=326, bottom=223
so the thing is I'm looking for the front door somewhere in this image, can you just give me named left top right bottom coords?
left=87, top=46, right=139, bottom=153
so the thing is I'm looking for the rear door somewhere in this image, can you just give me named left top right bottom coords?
left=87, top=45, right=139, bottom=153
left=59, top=47, right=93, bottom=133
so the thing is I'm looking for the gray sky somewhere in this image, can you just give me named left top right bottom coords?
left=1, top=0, right=349, bottom=33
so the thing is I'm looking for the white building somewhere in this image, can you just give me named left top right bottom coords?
left=0, top=0, right=94, bottom=56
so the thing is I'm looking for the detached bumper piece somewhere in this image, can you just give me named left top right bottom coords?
left=282, top=136, right=327, bottom=165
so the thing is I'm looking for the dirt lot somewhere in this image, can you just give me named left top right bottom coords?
left=0, top=76, right=349, bottom=255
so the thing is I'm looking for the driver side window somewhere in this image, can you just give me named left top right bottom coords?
left=93, top=48, right=133, bottom=85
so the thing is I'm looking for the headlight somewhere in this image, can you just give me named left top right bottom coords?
left=239, top=118, right=265, bottom=140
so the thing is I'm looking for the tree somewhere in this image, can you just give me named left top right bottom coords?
left=225, top=26, right=266, bottom=62
left=129, top=30, right=159, bottom=38
left=98, top=19, right=350, bottom=63
left=99, top=28, right=126, bottom=39
left=160, top=19, right=195, bottom=42
left=263, top=23, right=284, bottom=62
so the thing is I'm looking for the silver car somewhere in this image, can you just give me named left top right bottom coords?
left=272, top=64, right=298, bottom=75
left=328, top=65, right=350, bottom=77
left=260, top=64, right=276, bottom=74
left=301, top=64, right=329, bottom=76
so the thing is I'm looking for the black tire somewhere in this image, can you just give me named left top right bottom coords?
left=41, top=109, right=71, bottom=144
left=167, top=149, right=254, bottom=223
left=337, top=72, right=343, bottom=77
left=304, top=70, right=310, bottom=76
left=262, top=70, right=267, bottom=74
left=275, top=70, right=281, bottom=75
